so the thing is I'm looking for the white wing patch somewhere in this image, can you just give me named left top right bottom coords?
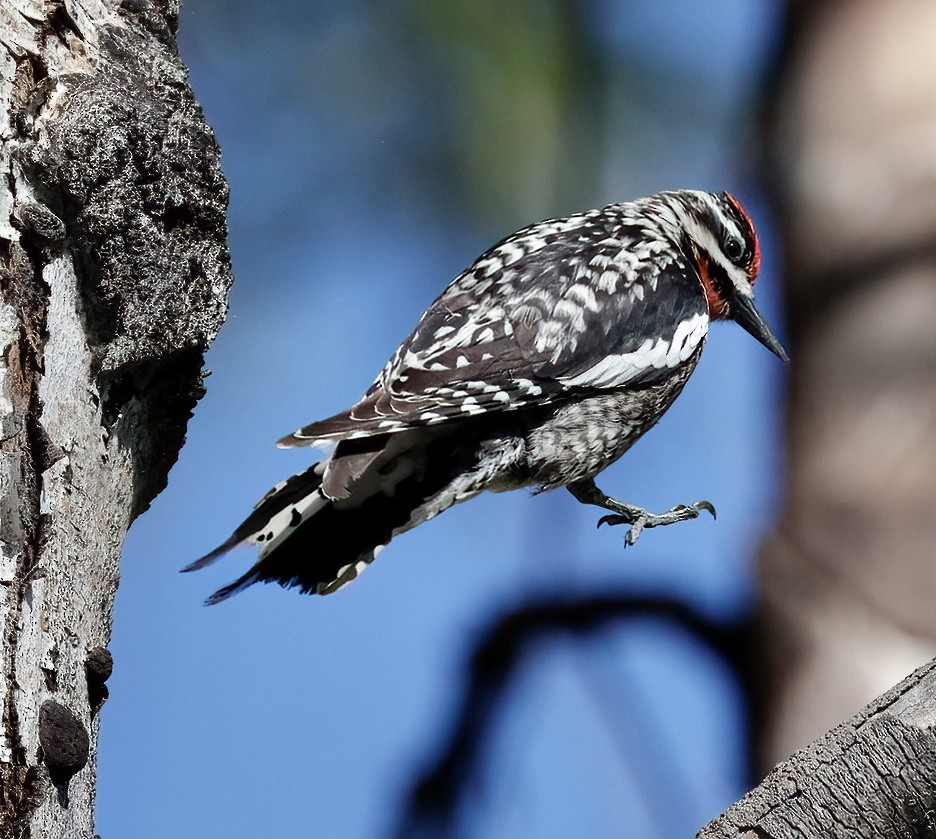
left=559, top=312, right=709, bottom=388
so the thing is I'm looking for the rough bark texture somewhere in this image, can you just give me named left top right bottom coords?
left=698, top=658, right=936, bottom=838
left=757, top=0, right=936, bottom=767
left=0, top=0, right=232, bottom=835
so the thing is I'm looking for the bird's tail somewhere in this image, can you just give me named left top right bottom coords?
left=184, top=434, right=488, bottom=603
left=181, top=462, right=343, bottom=603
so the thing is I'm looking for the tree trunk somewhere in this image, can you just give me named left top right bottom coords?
left=757, top=0, right=936, bottom=768
left=0, top=1, right=231, bottom=834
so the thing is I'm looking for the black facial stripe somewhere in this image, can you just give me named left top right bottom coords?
left=679, top=224, right=738, bottom=301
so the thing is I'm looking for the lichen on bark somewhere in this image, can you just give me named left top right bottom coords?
left=0, top=0, right=233, bottom=834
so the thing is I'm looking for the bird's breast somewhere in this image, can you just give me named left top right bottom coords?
left=519, top=352, right=701, bottom=490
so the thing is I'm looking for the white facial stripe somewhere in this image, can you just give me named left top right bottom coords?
left=559, top=312, right=709, bottom=388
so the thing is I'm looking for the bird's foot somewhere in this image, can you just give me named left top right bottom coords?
left=566, top=479, right=715, bottom=546
left=597, top=500, right=716, bottom=546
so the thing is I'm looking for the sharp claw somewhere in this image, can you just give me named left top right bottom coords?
left=624, top=525, right=642, bottom=547
left=696, top=500, right=717, bottom=519
left=597, top=513, right=644, bottom=547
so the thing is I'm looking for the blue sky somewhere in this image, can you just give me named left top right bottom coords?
left=97, top=2, right=786, bottom=836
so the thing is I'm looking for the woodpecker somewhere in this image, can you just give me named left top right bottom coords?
left=186, top=190, right=787, bottom=603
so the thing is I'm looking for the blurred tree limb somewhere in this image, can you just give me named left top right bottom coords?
left=397, top=594, right=936, bottom=838
left=393, top=593, right=752, bottom=839
left=0, top=0, right=231, bottom=834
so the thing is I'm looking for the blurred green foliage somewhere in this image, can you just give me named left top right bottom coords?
left=408, top=0, right=602, bottom=223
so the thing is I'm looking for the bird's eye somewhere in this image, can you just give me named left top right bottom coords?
left=723, top=236, right=745, bottom=264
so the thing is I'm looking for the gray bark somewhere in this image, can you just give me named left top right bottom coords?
left=698, top=658, right=936, bottom=838
left=0, top=1, right=231, bottom=835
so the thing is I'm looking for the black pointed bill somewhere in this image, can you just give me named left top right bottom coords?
left=731, top=293, right=789, bottom=362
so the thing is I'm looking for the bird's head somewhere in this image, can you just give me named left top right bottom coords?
left=672, top=190, right=788, bottom=362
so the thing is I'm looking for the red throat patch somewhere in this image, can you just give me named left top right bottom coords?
left=697, top=253, right=730, bottom=320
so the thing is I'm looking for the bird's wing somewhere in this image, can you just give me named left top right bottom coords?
left=281, top=210, right=709, bottom=445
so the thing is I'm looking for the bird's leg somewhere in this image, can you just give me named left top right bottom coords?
left=566, top=478, right=716, bottom=546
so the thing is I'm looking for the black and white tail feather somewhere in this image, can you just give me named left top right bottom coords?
left=186, top=190, right=787, bottom=603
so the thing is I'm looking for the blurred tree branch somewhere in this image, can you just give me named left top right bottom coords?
left=400, top=591, right=936, bottom=839
left=393, top=593, right=752, bottom=839
left=0, top=0, right=231, bottom=833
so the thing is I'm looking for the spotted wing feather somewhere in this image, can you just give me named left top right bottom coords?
left=282, top=205, right=709, bottom=445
